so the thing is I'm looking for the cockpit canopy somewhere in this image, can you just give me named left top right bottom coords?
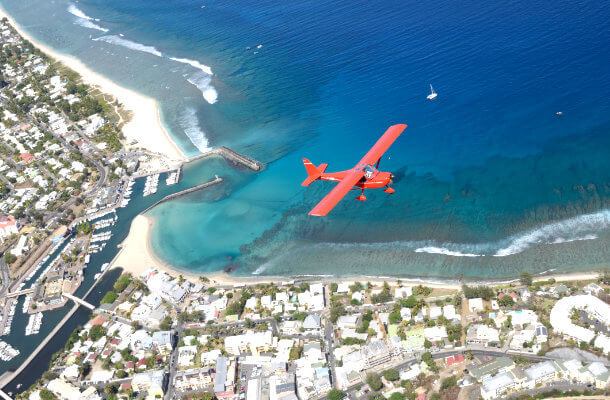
left=363, top=164, right=378, bottom=180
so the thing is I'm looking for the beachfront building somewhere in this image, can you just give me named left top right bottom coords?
left=550, top=294, right=610, bottom=346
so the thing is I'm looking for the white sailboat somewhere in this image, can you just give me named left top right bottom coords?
left=426, top=84, right=438, bottom=100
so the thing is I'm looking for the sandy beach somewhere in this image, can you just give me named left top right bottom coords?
left=0, top=7, right=186, bottom=162
left=111, top=214, right=602, bottom=291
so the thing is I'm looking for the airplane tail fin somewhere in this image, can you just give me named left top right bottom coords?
left=301, top=158, right=327, bottom=187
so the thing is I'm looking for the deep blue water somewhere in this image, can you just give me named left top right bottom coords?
left=3, top=0, right=610, bottom=278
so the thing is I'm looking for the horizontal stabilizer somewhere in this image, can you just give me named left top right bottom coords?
left=301, top=159, right=327, bottom=187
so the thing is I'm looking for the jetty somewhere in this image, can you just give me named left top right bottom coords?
left=141, top=175, right=223, bottom=214
left=188, top=146, right=263, bottom=171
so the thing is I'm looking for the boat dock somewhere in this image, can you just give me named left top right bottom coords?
left=188, top=146, right=263, bottom=171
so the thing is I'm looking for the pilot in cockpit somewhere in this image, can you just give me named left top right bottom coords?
left=363, top=164, right=376, bottom=180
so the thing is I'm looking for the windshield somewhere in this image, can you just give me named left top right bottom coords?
left=363, top=164, right=377, bottom=179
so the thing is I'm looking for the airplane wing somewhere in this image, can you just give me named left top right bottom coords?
left=308, top=169, right=364, bottom=217
left=358, top=124, right=407, bottom=165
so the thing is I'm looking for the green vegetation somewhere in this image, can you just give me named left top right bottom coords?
left=3, top=252, right=16, bottom=264
left=440, top=376, right=458, bottom=390
left=412, top=285, right=432, bottom=297
left=366, top=372, right=383, bottom=391
left=160, top=316, right=173, bottom=330
left=382, top=368, right=400, bottom=382
left=328, top=389, right=346, bottom=400
left=371, top=282, right=393, bottom=304
left=89, top=325, right=106, bottom=341
left=388, top=393, right=405, bottom=400
left=76, top=221, right=93, bottom=235
left=225, top=289, right=252, bottom=316
left=421, top=351, right=439, bottom=372
left=100, top=290, right=118, bottom=304
left=341, top=337, right=366, bottom=346
left=289, top=345, right=303, bottom=361
left=39, top=389, right=58, bottom=400
left=520, top=272, right=533, bottom=286
left=462, top=284, right=495, bottom=300
left=113, top=273, right=132, bottom=293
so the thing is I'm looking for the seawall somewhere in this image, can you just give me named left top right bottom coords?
left=188, top=146, right=263, bottom=171
left=140, top=175, right=223, bottom=214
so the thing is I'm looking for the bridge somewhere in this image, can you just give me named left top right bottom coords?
left=62, top=293, right=95, bottom=310
left=3, top=288, right=34, bottom=298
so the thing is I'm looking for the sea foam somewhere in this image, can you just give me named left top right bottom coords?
left=187, top=72, right=218, bottom=104
left=178, top=108, right=211, bottom=152
left=93, top=35, right=163, bottom=57
left=415, top=246, right=482, bottom=257
left=493, top=211, right=610, bottom=256
left=68, top=4, right=109, bottom=32
left=169, top=57, right=213, bottom=75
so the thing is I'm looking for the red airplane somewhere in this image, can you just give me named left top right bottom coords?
left=302, top=123, right=407, bottom=217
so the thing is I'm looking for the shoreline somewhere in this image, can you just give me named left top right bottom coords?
left=0, top=6, right=187, bottom=162
left=111, top=215, right=604, bottom=291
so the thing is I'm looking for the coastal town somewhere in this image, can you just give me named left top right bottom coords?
left=0, top=3, right=610, bottom=400
left=10, top=268, right=610, bottom=400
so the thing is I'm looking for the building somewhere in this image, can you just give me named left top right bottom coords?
left=480, top=372, right=515, bottom=400
left=361, top=340, right=391, bottom=369
left=131, top=370, right=165, bottom=398
left=224, top=330, right=274, bottom=356
left=469, top=357, right=515, bottom=381
left=550, top=295, right=610, bottom=344
left=0, top=214, right=18, bottom=242
left=466, top=324, right=500, bottom=346
left=173, top=368, right=213, bottom=392
left=468, top=298, right=484, bottom=313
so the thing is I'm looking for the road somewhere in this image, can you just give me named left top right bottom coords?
left=164, top=310, right=184, bottom=400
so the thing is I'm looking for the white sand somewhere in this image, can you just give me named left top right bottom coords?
left=0, top=7, right=186, bottom=162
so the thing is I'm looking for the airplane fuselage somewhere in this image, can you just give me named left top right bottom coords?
left=319, top=167, right=393, bottom=190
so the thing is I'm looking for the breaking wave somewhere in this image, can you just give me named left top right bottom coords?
left=312, top=209, right=609, bottom=258
left=93, top=35, right=163, bottom=57
left=68, top=4, right=109, bottom=32
left=415, top=246, right=482, bottom=257
left=187, top=72, right=218, bottom=104
left=67, top=4, right=94, bottom=20
left=493, top=211, right=610, bottom=256
left=178, top=108, right=211, bottom=152
left=169, top=57, right=213, bottom=75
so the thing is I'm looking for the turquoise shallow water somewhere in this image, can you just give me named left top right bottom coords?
left=3, top=0, right=610, bottom=278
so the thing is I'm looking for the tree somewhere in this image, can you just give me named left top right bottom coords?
left=383, top=368, right=400, bottom=382
left=89, top=325, right=106, bottom=341
left=39, top=389, right=57, bottom=400
left=440, top=376, right=457, bottom=390
left=328, top=389, right=346, bottom=400
left=389, top=309, right=402, bottom=324
left=289, top=345, right=303, bottom=361
left=366, top=372, right=383, bottom=391
left=520, top=272, right=533, bottom=286
left=101, top=290, right=118, bottom=304
left=160, top=316, right=173, bottom=330
left=3, top=252, right=16, bottom=265
left=389, top=393, right=405, bottom=400
left=498, top=295, right=515, bottom=307
left=113, top=273, right=132, bottom=293
left=330, top=283, right=339, bottom=293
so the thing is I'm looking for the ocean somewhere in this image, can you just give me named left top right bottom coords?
left=3, top=0, right=610, bottom=279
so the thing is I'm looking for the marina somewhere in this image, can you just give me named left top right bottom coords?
left=0, top=342, right=19, bottom=362
left=143, top=173, right=160, bottom=196
left=24, top=313, right=43, bottom=336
